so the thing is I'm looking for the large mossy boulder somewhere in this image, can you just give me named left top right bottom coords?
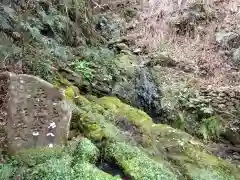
left=68, top=89, right=240, bottom=179
left=105, top=142, right=181, bottom=179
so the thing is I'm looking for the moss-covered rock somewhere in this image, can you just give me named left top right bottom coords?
left=150, top=124, right=240, bottom=179
left=2, top=80, right=240, bottom=179
left=64, top=85, right=80, bottom=100
left=72, top=162, right=121, bottom=180
left=14, top=147, right=65, bottom=167
left=21, top=156, right=72, bottom=180
left=95, top=96, right=153, bottom=128
left=184, top=164, right=237, bottom=180
left=72, top=99, right=127, bottom=142
left=72, top=95, right=240, bottom=179
left=73, top=138, right=99, bottom=163
left=105, top=142, right=180, bottom=180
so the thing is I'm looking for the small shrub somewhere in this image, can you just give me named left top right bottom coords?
left=178, top=88, right=213, bottom=118
left=70, top=59, right=95, bottom=82
left=26, top=58, right=53, bottom=82
left=176, top=88, right=223, bottom=139
left=199, top=116, right=221, bottom=140
left=82, top=47, right=119, bottom=78
left=0, top=163, right=16, bottom=180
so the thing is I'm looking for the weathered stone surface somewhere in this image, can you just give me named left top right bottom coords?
left=115, top=43, right=129, bottom=51
left=233, top=47, right=240, bottom=66
left=1, top=72, right=72, bottom=154
left=200, top=86, right=240, bottom=114
left=198, top=86, right=240, bottom=145
left=145, top=51, right=178, bottom=67
left=169, top=2, right=215, bottom=35
left=215, top=31, right=240, bottom=49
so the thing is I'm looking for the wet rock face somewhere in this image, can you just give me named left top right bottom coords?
left=111, top=69, right=162, bottom=122
left=82, top=53, right=163, bottom=123
left=1, top=72, right=72, bottom=154
left=134, top=67, right=162, bottom=122
left=109, top=55, right=162, bottom=122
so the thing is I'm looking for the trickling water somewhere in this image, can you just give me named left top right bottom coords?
left=134, top=65, right=162, bottom=122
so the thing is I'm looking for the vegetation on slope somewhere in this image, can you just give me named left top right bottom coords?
left=1, top=0, right=240, bottom=179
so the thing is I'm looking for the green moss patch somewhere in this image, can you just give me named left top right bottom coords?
left=105, top=142, right=179, bottom=180
left=73, top=138, right=99, bottom=163
left=71, top=95, right=128, bottom=143
left=96, top=96, right=153, bottom=128
left=21, top=156, right=72, bottom=180
left=184, top=164, right=236, bottom=180
left=150, top=124, right=240, bottom=179
left=14, top=147, right=65, bottom=167
left=0, top=163, right=16, bottom=180
left=72, top=162, right=121, bottom=180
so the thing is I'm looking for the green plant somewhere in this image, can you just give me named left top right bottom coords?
left=171, top=111, right=185, bottom=130
left=176, top=88, right=220, bottom=139
left=199, top=116, right=221, bottom=140
left=70, top=59, right=95, bottom=81
left=26, top=57, right=53, bottom=82
left=82, top=47, right=119, bottom=78
left=178, top=88, right=213, bottom=118
left=0, top=163, right=16, bottom=180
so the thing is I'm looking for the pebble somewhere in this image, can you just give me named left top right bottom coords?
left=218, top=92, right=226, bottom=97
left=12, top=32, right=21, bottom=41
left=48, top=143, right=53, bottom=148
left=228, top=92, right=235, bottom=98
left=133, top=48, right=142, bottom=54
left=232, top=155, right=240, bottom=160
left=116, top=43, right=129, bottom=50
left=218, top=104, right=226, bottom=109
left=226, top=101, right=234, bottom=106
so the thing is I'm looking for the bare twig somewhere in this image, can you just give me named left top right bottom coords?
left=91, top=0, right=109, bottom=9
